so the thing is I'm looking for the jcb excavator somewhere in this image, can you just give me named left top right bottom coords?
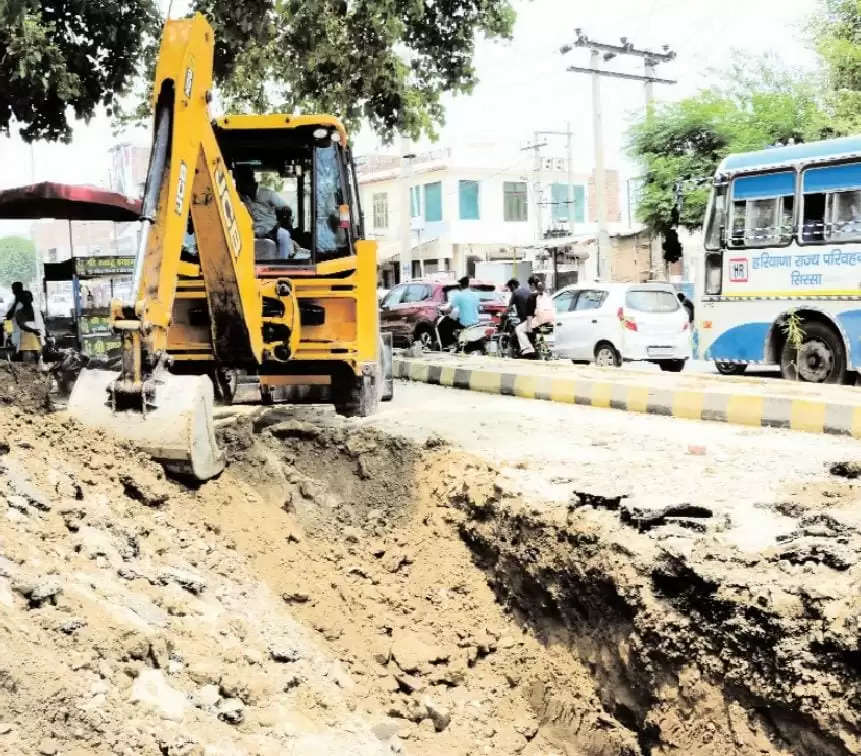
left=68, top=13, right=392, bottom=480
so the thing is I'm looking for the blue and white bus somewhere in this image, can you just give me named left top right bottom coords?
left=699, top=135, right=861, bottom=383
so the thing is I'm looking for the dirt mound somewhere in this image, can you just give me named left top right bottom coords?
left=0, top=362, right=51, bottom=414
left=0, top=389, right=856, bottom=755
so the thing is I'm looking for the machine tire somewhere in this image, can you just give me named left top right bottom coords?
left=335, top=371, right=380, bottom=417
left=779, top=320, right=846, bottom=384
left=715, top=361, right=747, bottom=376
left=380, top=333, right=394, bottom=403
left=658, top=359, right=686, bottom=373
left=594, top=342, right=621, bottom=368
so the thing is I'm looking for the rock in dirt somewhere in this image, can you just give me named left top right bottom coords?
left=120, top=473, right=171, bottom=508
left=421, top=697, right=451, bottom=732
left=12, top=579, right=62, bottom=607
left=158, top=568, right=206, bottom=595
left=269, top=644, right=301, bottom=663
left=130, top=669, right=188, bottom=722
left=217, top=697, right=245, bottom=724
left=828, top=460, right=861, bottom=478
left=390, top=631, right=448, bottom=673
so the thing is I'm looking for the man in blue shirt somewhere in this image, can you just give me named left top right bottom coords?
left=439, top=276, right=480, bottom=348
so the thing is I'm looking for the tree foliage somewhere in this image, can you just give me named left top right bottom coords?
left=0, top=1, right=160, bottom=143
left=811, top=0, right=861, bottom=134
left=629, top=56, right=831, bottom=236
left=0, top=237, right=38, bottom=289
left=191, top=0, right=516, bottom=140
left=6, top=0, right=515, bottom=144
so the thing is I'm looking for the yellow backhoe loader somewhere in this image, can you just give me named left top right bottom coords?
left=68, top=13, right=392, bottom=480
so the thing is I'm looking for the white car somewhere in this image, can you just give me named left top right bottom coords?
left=552, top=282, right=691, bottom=371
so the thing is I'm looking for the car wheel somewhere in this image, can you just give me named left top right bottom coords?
left=779, top=320, right=846, bottom=383
left=715, top=361, right=747, bottom=375
left=594, top=343, right=621, bottom=368
left=414, top=325, right=436, bottom=351
left=658, top=359, right=686, bottom=372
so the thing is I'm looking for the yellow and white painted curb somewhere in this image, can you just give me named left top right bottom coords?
left=393, top=357, right=861, bottom=439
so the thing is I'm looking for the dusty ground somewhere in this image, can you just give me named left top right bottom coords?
left=0, top=368, right=857, bottom=755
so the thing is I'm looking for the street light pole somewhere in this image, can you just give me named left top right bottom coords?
left=398, top=134, right=415, bottom=284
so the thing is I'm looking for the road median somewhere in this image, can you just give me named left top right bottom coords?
left=393, top=354, right=861, bottom=439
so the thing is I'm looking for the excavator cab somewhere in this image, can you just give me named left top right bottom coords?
left=68, top=14, right=392, bottom=481
left=213, top=119, right=360, bottom=267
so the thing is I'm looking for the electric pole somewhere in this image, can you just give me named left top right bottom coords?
left=561, top=30, right=675, bottom=281
left=520, top=136, right=548, bottom=242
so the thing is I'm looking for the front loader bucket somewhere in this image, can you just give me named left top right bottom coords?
left=67, top=369, right=225, bottom=481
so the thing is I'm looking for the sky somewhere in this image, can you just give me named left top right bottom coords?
left=0, top=0, right=820, bottom=237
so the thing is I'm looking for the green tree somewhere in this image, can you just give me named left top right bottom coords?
left=811, top=0, right=861, bottom=134
left=628, top=56, right=829, bottom=238
left=7, top=0, right=516, bottom=144
left=0, top=1, right=160, bottom=142
left=0, top=237, right=38, bottom=290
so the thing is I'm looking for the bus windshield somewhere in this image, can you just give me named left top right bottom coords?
left=704, top=184, right=726, bottom=251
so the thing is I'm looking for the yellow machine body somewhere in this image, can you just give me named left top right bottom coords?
left=68, top=14, right=390, bottom=480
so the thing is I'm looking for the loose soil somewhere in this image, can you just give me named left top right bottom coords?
left=0, top=366, right=856, bottom=755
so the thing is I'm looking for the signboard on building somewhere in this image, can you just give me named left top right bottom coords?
left=74, top=256, right=135, bottom=278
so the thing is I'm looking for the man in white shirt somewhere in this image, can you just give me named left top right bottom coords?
left=235, top=166, right=295, bottom=260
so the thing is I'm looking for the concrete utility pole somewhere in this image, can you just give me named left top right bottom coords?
left=398, top=134, right=416, bottom=284
left=561, top=30, right=675, bottom=281
left=520, top=136, right=548, bottom=242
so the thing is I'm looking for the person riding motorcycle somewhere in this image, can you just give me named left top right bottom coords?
left=438, top=276, right=480, bottom=349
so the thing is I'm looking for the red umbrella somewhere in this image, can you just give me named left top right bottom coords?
left=0, top=182, right=141, bottom=221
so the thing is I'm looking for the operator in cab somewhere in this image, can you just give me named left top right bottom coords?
left=235, top=166, right=305, bottom=260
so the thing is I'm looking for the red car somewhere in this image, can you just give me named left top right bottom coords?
left=380, top=279, right=507, bottom=348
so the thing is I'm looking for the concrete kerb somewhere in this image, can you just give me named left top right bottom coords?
left=393, top=357, right=861, bottom=440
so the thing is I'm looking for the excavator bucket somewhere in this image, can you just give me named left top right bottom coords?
left=67, top=369, right=224, bottom=481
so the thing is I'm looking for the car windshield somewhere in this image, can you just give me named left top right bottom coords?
left=625, top=290, right=680, bottom=313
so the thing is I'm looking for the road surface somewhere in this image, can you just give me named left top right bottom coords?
left=366, top=379, right=859, bottom=552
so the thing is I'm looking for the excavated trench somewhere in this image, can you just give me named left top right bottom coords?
left=214, top=407, right=860, bottom=756
left=0, top=364, right=855, bottom=755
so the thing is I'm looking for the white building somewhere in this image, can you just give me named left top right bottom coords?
left=357, top=141, right=624, bottom=288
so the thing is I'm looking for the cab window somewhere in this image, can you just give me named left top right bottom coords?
left=314, top=145, right=350, bottom=260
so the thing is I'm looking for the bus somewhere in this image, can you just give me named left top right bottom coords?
left=699, top=135, right=861, bottom=384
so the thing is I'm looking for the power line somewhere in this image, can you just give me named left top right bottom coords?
left=560, top=30, right=677, bottom=280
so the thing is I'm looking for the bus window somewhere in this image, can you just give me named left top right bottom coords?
left=704, top=184, right=726, bottom=250
left=729, top=171, right=795, bottom=248
left=802, top=162, right=861, bottom=243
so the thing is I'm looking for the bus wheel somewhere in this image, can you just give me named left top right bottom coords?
left=715, top=361, right=747, bottom=376
left=779, top=321, right=846, bottom=384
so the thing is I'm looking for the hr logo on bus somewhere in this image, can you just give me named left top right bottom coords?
left=729, top=257, right=749, bottom=283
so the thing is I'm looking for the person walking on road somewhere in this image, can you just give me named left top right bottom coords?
left=678, top=292, right=694, bottom=324
left=5, top=283, right=44, bottom=362
left=506, top=278, right=536, bottom=357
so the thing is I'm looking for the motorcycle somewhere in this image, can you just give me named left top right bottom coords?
left=432, top=313, right=493, bottom=354
left=495, top=310, right=554, bottom=360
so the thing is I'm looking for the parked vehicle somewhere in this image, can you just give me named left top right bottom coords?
left=698, top=135, right=861, bottom=383
left=551, top=282, right=691, bottom=370
left=379, top=279, right=506, bottom=348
